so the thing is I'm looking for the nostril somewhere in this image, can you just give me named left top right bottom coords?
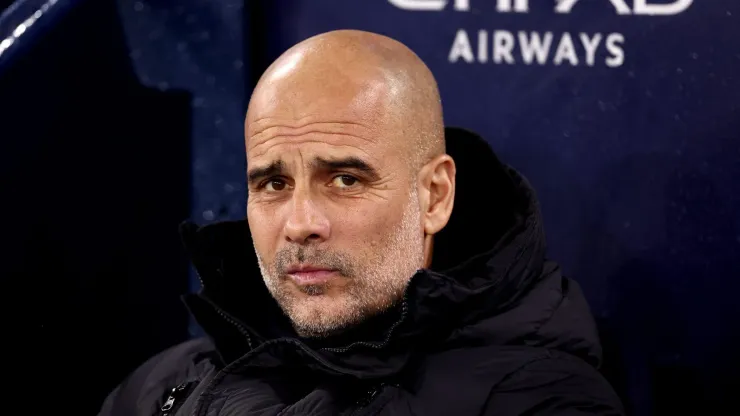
left=285, top=233, right=322, bottom=243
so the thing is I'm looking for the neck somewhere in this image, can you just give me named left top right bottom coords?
left=423, top=234, right=434, bottom=268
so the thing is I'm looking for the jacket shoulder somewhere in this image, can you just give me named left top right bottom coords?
left=484, top=350, right=625, bottom=415
left=97, top=337, right=218, bottom=416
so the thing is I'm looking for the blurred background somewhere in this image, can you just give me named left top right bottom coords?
left=1, top=0, right=738, bottom=414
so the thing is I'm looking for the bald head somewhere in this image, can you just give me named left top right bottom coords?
left=245, top=31, right=456, bottom=337
left=246, top=30, right=445, bottom=170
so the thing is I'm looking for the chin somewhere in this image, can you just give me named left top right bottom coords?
left=293, top=322, right=346, bottom=339
left=288, top=296, right=361, bottom=337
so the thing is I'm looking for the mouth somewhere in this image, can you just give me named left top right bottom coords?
left=285, top=264, right=338, bottom=285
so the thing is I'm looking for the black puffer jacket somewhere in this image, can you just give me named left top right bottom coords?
left=98, top=128, right=624, bottom=415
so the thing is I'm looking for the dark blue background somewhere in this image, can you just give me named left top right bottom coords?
left=2, top=0, right=738, bottom=414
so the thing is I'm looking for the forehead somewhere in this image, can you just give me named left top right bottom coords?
left=245, top=80, right=405, bottom=163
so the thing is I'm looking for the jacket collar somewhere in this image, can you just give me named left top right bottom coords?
left=180, top=127, right=601, bottom=378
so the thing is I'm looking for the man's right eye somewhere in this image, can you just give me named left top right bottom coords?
left=264, top=179, right=287, bottom=192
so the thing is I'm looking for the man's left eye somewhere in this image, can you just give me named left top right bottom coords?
left=331, top=175, right=359, bottom=188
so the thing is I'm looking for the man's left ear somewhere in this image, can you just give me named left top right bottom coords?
left=418, top=154, right=456, bottom=235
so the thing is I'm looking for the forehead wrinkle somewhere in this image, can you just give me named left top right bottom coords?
left=249, top=116, right=374, bottom=134
left=247, top=121, right=381, bottom=158
left=247, top=139, right=379, bottom=166
left=247, top=119, right=378, bottom=146
left=249, top=127, right=378, bottom=152
left=247, top=114, right=316, bottom=136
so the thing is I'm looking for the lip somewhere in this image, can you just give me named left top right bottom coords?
left=286, top=265, right=337, bottom=285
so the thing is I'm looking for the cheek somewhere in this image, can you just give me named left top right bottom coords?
left=247, top=204, right=282, bottom=260
left=331, top=202, right=400, bottom=248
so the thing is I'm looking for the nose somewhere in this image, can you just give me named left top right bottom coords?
left=283, top=191, right=330, bottom=244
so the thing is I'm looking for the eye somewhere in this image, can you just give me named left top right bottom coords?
left=331, top=175, right=359, bottom=189
left=264, top=179, right=287, bottom=191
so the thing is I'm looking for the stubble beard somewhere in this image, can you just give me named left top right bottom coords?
left=255, top=189, right=425, bottom=338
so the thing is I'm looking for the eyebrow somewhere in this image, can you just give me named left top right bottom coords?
left=312, top=157, right=380, bottom=181
left=247, top=160, right=285, bottom=186
left=246, top=156, right=381, bottom=186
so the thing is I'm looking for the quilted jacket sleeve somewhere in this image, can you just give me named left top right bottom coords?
left=97, top=338, right=217, bottom=416
left=482, top=355, right=625, bottom=416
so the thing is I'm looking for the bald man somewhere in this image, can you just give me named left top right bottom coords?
left=99, top=30, right=623, bottom=415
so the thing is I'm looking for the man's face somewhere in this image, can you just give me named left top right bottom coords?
left=245, top=79, right=425, bottom=338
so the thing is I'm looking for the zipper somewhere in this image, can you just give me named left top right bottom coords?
left=351, top=383, right=398, bottom=416
left=356, top=384, right=383, bottom=408
left=191, top=340, right=288, bottom=416
left=213, top=305, right=253, bottom=350
left=197, top=261, right=413, bottom=355
left=190, top=265, right=411, bottom=415
left=189, top=310, right=403, bottom=416
left=321, top=294, right=409, bottom=354
left=193, top=335, right=391, bottom=415
left=195, top=267, right=253, bottom=350
left=198, top=284, right=407, bottom=357
left=160, top=381, right=197, bottom=416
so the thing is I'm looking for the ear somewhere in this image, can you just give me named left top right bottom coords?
left=418, top=154, right=456, bottom=236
